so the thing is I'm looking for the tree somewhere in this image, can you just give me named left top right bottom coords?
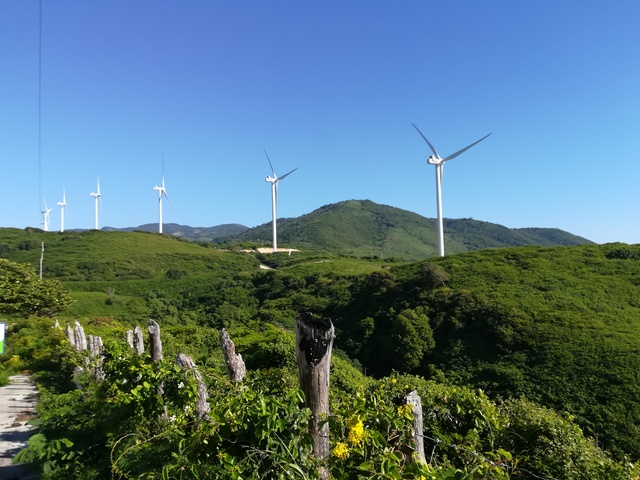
left=0, top=259, right=73, bottom=317
left=390, top=307, right=435, bottom=371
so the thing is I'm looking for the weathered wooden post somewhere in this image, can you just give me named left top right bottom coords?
left=296, top=312, right=334, bottom=480
left=88, top=335, right=105, bottom=381
left=219, top=328, right=246, bottom=382
left=404, top=390, right=426, bottom=464
left=88, top=335, right=103, bottom=358
left=148, top=319, right=166, bottom=405
left=148, top=319, right=163, bottom=361
left=125, top=330, right=134, bottom=348
left=176, top=353, right=210, bottom=420
left=74, top=320, right=87, bottom=352
left=66, top=324, right=76, bottom=347
left=133, top=325, right=144, bottom=355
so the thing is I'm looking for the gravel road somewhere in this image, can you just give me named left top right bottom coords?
left=0, top=375, right=39, bottom=480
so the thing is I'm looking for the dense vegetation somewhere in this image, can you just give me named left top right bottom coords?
left=1, top=227, right=639, bottom=477
left=4, top=317, right=637, bottom=479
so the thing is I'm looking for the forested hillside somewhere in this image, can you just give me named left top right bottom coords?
left=233, top=200, right=592, bottom=259
left=1, top=228, right=639, bottom=465
left=103, top=199, right=592, bottom=259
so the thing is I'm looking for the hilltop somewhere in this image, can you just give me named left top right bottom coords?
left=233, top=200, right=591, bottom=258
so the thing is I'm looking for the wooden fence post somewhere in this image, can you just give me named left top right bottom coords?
left=176, top=353, right=211, bottom=420
left=219, top=328, right=246, bottom=382
left=74, top=320, right=87, bottom=352
left=148, top=319, right=163, bottom=361
left=88, top=335, right=105, bottom=381
left=133, top=325, right=144, bottom=355
left=88, top=335, right=103, bottom=358
left=66, top=324, right=76, bottom=347
left=404, top=390, right=426, bottom=464
left=125, top=330, right=134, bottom=348
left=296, top=312, right=334, bottom=480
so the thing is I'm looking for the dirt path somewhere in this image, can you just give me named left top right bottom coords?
left=0, top=375, right=39, bottom=480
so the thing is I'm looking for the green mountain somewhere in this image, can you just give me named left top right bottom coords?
left=103, top=222, right=249, bottom=241
left=234, top=199, right=592, bottom=259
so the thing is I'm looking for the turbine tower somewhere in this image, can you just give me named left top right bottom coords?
left=57, top=189, right=67, bottom=233
left=90, top=178, right=102, bottom=230
left=153, top=176, right=171, bottom=233
left=264, top=150, right=297, bottom=253
left=41, top=200, right=52, bottom=232
left=412, top=123, right=491, bottom=257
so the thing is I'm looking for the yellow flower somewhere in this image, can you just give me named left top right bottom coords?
left=347, top=417, right=365, bottom=446
left=332, top=442, right=350, bottom=460
left=397, top=404, right=414, bottom=417
left=391, top=378, right=397, bottom=384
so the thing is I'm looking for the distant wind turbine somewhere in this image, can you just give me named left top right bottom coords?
left=41, top=200, right=52, bottom=232
left=57, top=189, right=67, bottom=233
left=90, top=178, right=102, bottom=230
left=412, top=123, right=491, bottom=257
left=153, top=176, right=171, bottom=233
left=264, top=150, right=297, bottom=253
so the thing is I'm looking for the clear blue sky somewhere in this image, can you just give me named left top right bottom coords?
left=1, top=1, right=639, bottom=244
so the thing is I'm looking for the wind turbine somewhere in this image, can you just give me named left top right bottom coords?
left=264, top=150, right=297, bottom=253
left=153, top=176, right=171, bottom=233
left=57, top=189, right=67, bottom=233
left=90, top=178, right=102, bottom=230
left=41, top=200, right=52, bottom=232
left=412, top=123, right=491, bottom=257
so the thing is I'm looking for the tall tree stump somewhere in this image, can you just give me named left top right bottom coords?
left=133, top=325, right=144, bottom=354
left=74, top=320, right=87, bottom=352
left=176, top=353, right=210, bottom=420
left=404, top=390, right=426, bottom=464
left=296, top=312, right=334, bottom=480
left=125, top=330, right=134, bottom=348
left=148, top=319, right=163, bottom=361
left=66, top=324, right=76, bottom=347
left=219, top=328, right=246, bottom=382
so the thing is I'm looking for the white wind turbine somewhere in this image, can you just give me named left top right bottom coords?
left=264, top=150, right=297, bottom=253
left=57, top=189, right=67, bottom=233
left=412, top=123, right=491, bottom=257
left=153, top=176, right=171, bottom=233
left=41, top=200, right=52, bottom=232
left=90, top=178, right=102, bottom=230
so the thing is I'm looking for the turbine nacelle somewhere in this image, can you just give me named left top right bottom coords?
left=427, top=155, right=443, bottom=165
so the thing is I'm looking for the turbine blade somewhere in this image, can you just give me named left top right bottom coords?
left=412, top=123, right=440, bottom=158
left=264, top=149, right=276, bottom=177
left=443, top=133, right=492, bottom=162
left=278, top=167, right=298, bottom=181
left=163, top=190, right=173, bottom=206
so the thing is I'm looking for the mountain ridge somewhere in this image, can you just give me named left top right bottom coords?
left=94, top=199, right=590, bottom=259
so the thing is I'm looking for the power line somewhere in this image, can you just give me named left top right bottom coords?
left=38, top=0, right=42, bottom=225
